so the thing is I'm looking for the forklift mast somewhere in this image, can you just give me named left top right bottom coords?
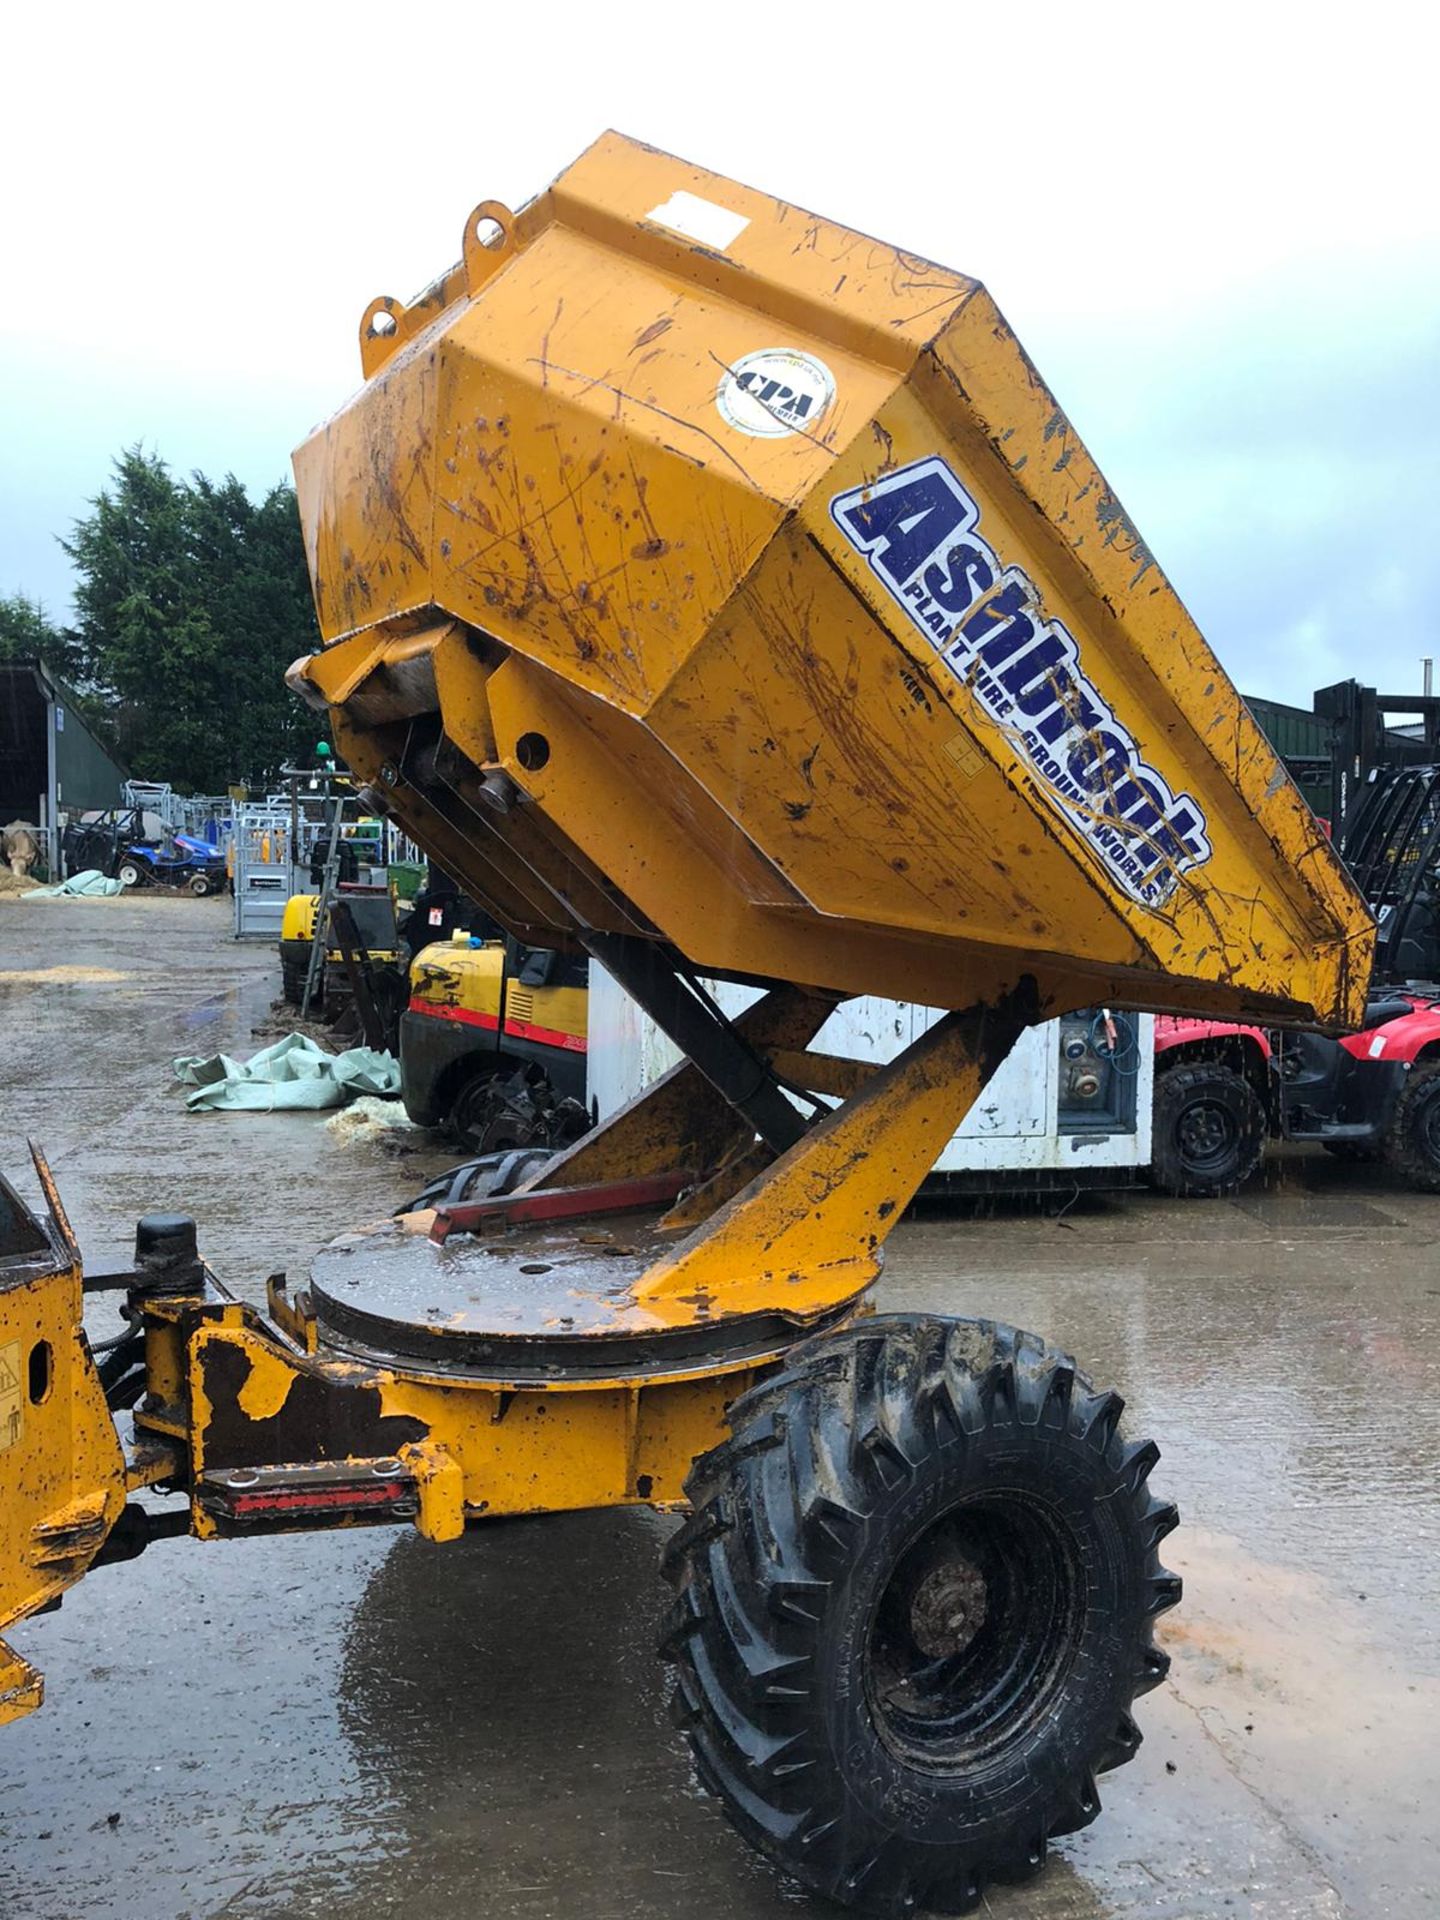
left=1314, top=675, right=1440, bottom=828
left=1339, top=763, right=1440, bottom=984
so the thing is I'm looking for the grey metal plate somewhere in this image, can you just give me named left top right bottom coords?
left=311, top=1213, right=676, bottom=1344
left=307, top=1213, right=837, bottom=1382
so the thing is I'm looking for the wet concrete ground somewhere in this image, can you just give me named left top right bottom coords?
left=0, top=892, right=1436, bottom=1919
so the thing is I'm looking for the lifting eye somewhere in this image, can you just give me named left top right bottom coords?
left=28, top=1339, right=52, bottom=1405
left=516, top=733, right=551, bottom=773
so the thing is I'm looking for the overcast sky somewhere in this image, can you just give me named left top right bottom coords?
left=2, top=3, right=1436, bottom=710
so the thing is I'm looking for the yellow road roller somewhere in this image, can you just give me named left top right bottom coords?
left=0, top=134, right=1371, bottom=1914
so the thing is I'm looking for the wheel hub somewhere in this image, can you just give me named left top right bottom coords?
left=1179, top=1099, right=1234, bottom=1166
left=868, top=1499, right=1082, bottom=1762
left=909, top=1554, right=987, bottom=1659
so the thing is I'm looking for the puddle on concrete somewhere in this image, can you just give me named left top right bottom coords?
left=0, top=966, right=133, bottom=986
left=1, top=898, right=1436, bottom=1918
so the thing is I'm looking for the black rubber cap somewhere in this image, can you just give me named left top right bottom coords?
left=135, top=1213, right=198, bottom=1263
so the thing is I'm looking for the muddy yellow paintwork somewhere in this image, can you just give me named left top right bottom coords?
left=287, top=133, right=1374, bottom=1343
left=0, top=138, right=1382, bottom=1732
left=182, top=1316, right=772, bottom=1536
left=291, top=130, right=1371, bottom=1032
left=634, top=1007, right=1016, bottom=1318
left=0, top=1154, right=128, bottom=1725
left=409, top=940, right=588, bottom=1049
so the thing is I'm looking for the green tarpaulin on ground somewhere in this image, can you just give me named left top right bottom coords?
left=28, top=869, right=125, bottom=897
left=173, top=1032, right=399, bottom=1112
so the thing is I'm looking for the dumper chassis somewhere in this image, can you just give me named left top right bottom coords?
left=3, top=986, right=1176, bottom=1914
left=0, top=135, right=1371, bottom=1914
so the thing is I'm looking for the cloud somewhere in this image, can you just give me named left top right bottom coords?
left=1, top=0, right=1435, bottom=718
left=1022, top=256, right=1440, bottom=708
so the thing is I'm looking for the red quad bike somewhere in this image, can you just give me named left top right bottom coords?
left=1150, top=761, right=1440, bottom=1196
left=1150, top=996, right=1440, bottom=1197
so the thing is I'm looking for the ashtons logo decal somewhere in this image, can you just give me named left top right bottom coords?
left=830, top=457, right=1211, bottom=908
left=716, top=348, right=835, bottom=439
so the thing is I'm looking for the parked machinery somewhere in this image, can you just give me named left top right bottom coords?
left=277, top=886, right=403, bottom=1009
left=402, top=935, right=589, bottom=1150
left=0, top=138, right=1371, bottom=1914
left=1150, top=763, right=1440, bottom=1194
left=61, top=806, right=225, bottom=895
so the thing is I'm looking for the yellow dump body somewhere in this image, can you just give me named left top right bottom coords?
left=293, top=133, right=1370, bottom=1028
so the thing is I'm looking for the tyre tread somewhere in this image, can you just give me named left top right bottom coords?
left=1384, top=1061, right=1440, bottom=1192
left=661, top=1315, right=1178, bottom=1914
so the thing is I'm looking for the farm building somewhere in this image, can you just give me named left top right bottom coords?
left=0, top=657, right=129, bottom=872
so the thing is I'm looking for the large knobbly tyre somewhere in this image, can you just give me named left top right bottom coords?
left=1150, top=1062, right=1265, bottom=1196
left=661, top=1316, right=1179, bottom=1915
left=1385, top=1061, right=1440, bottom=1192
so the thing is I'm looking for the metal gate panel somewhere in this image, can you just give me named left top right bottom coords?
left=232, top=807, right=298, bottom=939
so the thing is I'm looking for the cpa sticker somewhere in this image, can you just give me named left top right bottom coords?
left=716, top=348, right=835, bottom=439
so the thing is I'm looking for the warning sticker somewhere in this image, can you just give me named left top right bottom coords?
left=0, top=1342, right=21, bottom=1453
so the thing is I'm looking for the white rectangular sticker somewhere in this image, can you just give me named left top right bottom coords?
left=644, top=191, right=749, bottom=252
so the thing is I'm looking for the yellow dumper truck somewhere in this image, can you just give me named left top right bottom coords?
left=0, top=136, right=1370, bottom=1914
